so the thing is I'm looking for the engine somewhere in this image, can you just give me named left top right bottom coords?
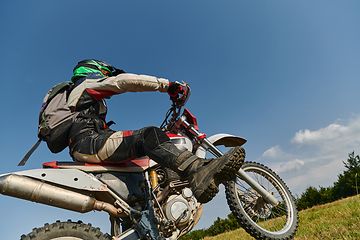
left=153, top=167, right=203, bottom=239
left=163, top=188, right=197, bottom=227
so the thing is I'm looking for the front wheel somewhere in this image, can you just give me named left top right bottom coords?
left=20, top=220, right=111, bottom=240
left=225, top=162, right=298, bottom=240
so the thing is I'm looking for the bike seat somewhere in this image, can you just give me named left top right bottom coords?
left=42, top=157, right=157, bottom=173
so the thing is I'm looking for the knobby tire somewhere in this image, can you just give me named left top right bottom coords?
left=20, top=220, right=111, bottom=240
left=225, top=162, right=299, bottom=240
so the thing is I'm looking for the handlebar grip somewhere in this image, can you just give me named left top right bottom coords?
left=173, top=82, right=191, bottom=106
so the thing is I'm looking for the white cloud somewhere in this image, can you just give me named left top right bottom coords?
left=291, top=123, right=348, bottom=145
left=291, top=116, right=360, bottom=150
left=270, top=159, right=305, bottom=174
left=262, top=145, right=285, bottom=159
left=284, top=157, right=344, bottom=196
left=260, top=114, right=360, bottom=195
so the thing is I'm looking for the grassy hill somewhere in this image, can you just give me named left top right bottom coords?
left=201, top=195, right=360, bottom=240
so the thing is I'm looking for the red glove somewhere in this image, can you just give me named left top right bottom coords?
left=167, top=81, right=191, bottom=105
left=168, top=81, right=186, bottom=98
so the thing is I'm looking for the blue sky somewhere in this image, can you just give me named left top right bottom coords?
left=1, top=1, right=360, bottom=238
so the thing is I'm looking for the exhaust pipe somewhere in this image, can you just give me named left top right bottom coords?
left=0, top=174, right=127, bottom=217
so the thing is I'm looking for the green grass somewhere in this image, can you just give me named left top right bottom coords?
left=201, top=195, right=360, bottom=240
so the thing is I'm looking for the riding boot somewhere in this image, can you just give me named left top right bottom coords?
left=174, top=147, right=245, bottom=203
left=142, top=126, right=245, bottom=203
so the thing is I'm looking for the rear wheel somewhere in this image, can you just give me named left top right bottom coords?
left=225, top=162, right=298, bottom=240
left=20, top=220, right=111, bottom=240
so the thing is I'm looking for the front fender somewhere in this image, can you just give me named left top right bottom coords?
left=195, top=133, right=247, bottom=158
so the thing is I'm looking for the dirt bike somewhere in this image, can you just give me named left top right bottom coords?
left=0, top=85, right=298, bottom=240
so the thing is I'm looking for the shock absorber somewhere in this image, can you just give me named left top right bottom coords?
left=150, top=170, right=159, bottom=193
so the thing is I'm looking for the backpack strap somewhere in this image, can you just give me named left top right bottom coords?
left=18, top=139, right=42, bottom=166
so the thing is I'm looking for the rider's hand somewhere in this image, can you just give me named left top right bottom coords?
left=168, top=81, right=185, bottom=98
left=167, top=81, right=190, bottom=106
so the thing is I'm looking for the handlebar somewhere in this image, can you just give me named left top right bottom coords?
left=161, top=82, right=191, bottom=131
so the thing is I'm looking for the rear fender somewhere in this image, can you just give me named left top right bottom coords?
left=3, top=169, right=109, bottom=192
left=195, top=134, right=247, bottom=158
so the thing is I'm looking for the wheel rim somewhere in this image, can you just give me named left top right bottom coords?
left=235, top=165, right=295, bottom=235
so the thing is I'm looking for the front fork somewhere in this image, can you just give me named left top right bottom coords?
left=180, top=116, right=279, bottom=206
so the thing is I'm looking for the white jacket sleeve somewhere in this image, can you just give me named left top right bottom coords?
left=68, top=73, right=170, bottom=109
left=94, top=73, right=170, bottom=94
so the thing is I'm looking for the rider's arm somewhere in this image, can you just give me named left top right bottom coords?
left=68, top=73, right=170, bottom=110
left=99, top=73, right=170, bottom=94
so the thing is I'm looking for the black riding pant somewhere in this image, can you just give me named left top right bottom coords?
left=71, top=126, right=182, bottom=168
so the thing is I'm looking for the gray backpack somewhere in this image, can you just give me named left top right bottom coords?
left=19, top=82, right=78, bottom=166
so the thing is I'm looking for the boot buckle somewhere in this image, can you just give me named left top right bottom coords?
left=178, top=155, right=199, bottom=171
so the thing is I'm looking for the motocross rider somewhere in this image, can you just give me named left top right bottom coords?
left=67, top=59, right=245, bottom=204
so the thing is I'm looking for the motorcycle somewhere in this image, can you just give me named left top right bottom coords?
left=0, top=85, right=298, bottom=240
